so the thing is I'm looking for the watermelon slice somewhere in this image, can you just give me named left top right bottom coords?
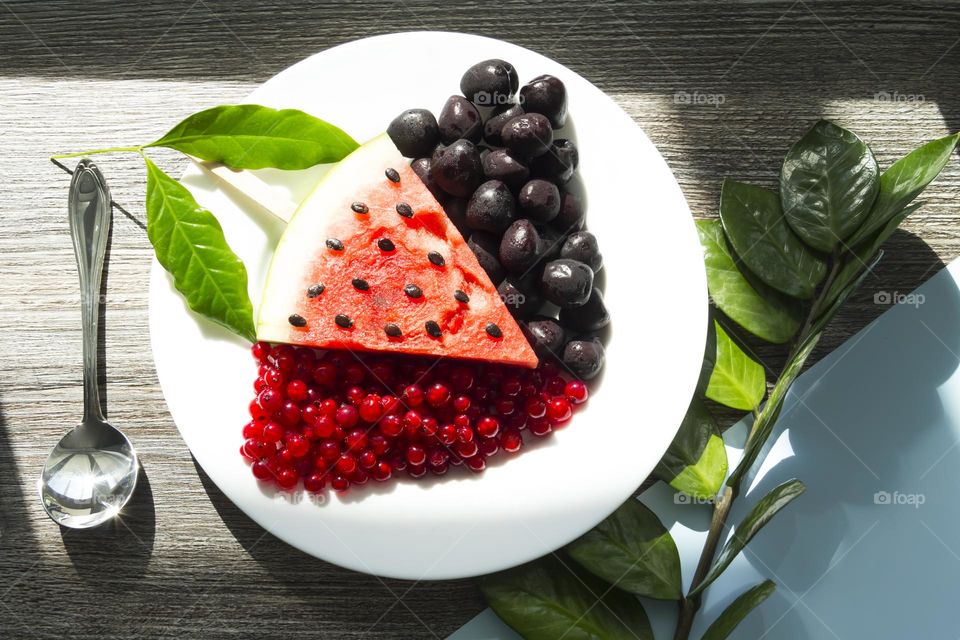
left=257, top=134, right=538, bottom=368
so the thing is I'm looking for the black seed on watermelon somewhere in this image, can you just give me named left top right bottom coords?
left=425, top=320, right=442, bottom=338
left=486, top=323, right=503, bottom=338
left=429, top=139, right=483, bottom=198
left=404, top=284, right=423, bottom=298
left=385, top=168, right=401, bottom=183
left=335, top=314, right=354, bottom=329
left=288, top=314, right=307, bottom=327
left=396, top=202, right=414, bottom=218
left=351, top=202, right=369, bottom=214
left=326, top=238, right=344, bottom=251
left=454, top=289, right=470, bottom=303
left=352, top=278, right=370, bottom=291
left=387, top=108, right=440, bottom=158
left=385, top=323, right=403, bottom=338
left=306, top=283, right=325, bottom=298
left=377, top=238, right=395, bottom=252
left=428, top=251, right=446, bottom=267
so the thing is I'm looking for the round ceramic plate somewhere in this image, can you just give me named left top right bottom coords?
left=150, top=31, right=707, bottom=580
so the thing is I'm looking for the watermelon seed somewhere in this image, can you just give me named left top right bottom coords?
left=351, top=202, right=369, bottom=214
left=454, top=290, right=470, bottom=303
left=288, top=314, right=307, bottom=327
left=352, top=278, right=370, bottom=291
left=428, top=251, right=446, bottom=267
left=485, top=323, right=503, bottom=338
left=425, top=321, right=442, bottom=338
left=385, top=168, right=401, bottom=183
left=326, top=238, right=344, bottom=251
left=404, top=284, right=423, bottom=298
left=335, top=314, right=354, bottom=329
left=396, top=203, right=413, bottom=218
left=384, top=323, right=403, bottom=338
left=307, top=283, right=325, bottom=298
left=377, top=238, right=396, bottom=252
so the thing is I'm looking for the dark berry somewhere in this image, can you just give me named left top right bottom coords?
left=519, top=75, right=567, bottom=128
left=481, top=149, right=530, bottom=191
left=522, top=317, right=567, bottom=357
left=466, top=179, right=517, bottom=233
left=483, top=104, right=524, bottom=146
left=467, top=232, right=506, bottom=283
left=563, top=337, right=605, bottom=380
left=438, top=95, right=482, bottom=144
left=541, top=259, right=594, bottom=308
left=502, top=113, right=553, bottom=159
left=410, top=157, right=447, bottom=203
left=443, top=197, right=470, bottom=235
left=499, top=219, right=542, bottom=273
left=530, top=139, right=579, bottom=185
left=388, top=109, right=440, bottom=158
left=429, top=139, right=483, bottom=197
left=498, top=275, right=542, bottom=320
left=560, top=231, right=602, bottom=272
left=560, top=288, right=609, bottom=332
left=552, top=190, right=585, bottom=233
left=518, top=179, right=561, bottom=222
left=460, top=59, right=519, bottom=107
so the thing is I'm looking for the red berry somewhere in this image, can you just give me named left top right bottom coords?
left=314, top=415, right=336, bottom=438
left=500, top=377, right=522, bottom=397
left=431, top=461, right=449, bottom=475
left=258, top=388, right=283, bottom=413
left=456, top=440, right=479, bottom=458
left=545, top=376, right=565, bottom=396
left=381, top=395, right=401, bottom=415
left=251, top=459, right=272, bottom=480
left=439, top=423, right=458, bottom=445
left=359, top=450, right=378, bottom=469
left=319, top=398, right=338, bottom=417
left=426, top=383, right=451, bottom=407
left=465, top=455, right=486, bottom=472
left=456, top=425, right=475, bottom=443
left=345, top=429, right=369, bottom=452
left=346, top=386, right=366, bottom=405
left=252, top=341, right=272, bottom=363
left=406, top=445, right=427, bottom=466
left=565, top=380, right=589, bottom=404
left=546, top=396, right=572, bottom=423
left=242, top=421, right=260, bottom=439
left=261, top=421, right=284, bottom=443
left=476, top=416, right=500, bottom=438
left=529, top=417, right=552, bottom=436
left=369, top=434, right=391, bottom=456
left=319, top=441, right=341, bottom=462
left=243, top=438, right=270, bottom=459
left=450, top=366, right=475, bottom=391
left=276, top=355, right=296, bottom=376
left=380, top=414, right=404, bottom=437
left=351, top=468, right=369, bottom=485
left=286, top=379, right=308, bottom=402
left=331, top=475, right=350, bottom=491
left=336, top=454, right=358, bottom=475
left=276, top=467, right=298, bottom=489
left=372, top=461, right=392, bottom=482
left=403, top=410, right=422, bottom=429
left=403, top=384, right=425, bottom=407
left=525, top=397, right=547, bottom=419
left=454, top=413, right=471, bottom=429
left=345, top=363, right=366, bottom=385
left=304, top=473, right=326, bottom=492
left=263, top=368, right=284, bottom=389
left=253, top=378, right=267, bottom=394
left=407, top=464, right=427, bottom=479
left=278, top=401, right=301, bottom=427
left=421, top=416, right=439, bottom=437
left=301, top=404, right=320, bottom=427
left=452, top=395, right=471, bottom=412
left=500, top=428, right=523, bottom=452
left=336, top=404, right=359, bottom=428
left=478, top=436, right=499, bottom=457
left=495, top=398, right=516, bottom=416
left=359, top=394, right=383, bottom=422
left=286, top=434, right=309, bottom=458
left=312, top=362, right=338, bottom=386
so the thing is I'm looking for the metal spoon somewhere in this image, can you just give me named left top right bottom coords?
left=39, top=159, right=138, bottom=528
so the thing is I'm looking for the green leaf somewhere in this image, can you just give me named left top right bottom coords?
left=481, top=555, right=653, bottom=640
left=567, top=499, right=683, bottom=601
left=147, top=104, right=359, bottom=170
left=719, top=179, right=826, bottom=299
left=697, top=219, right=801, bottom=344
left=815, top=251, right=883, bottom=334
left=780, top=120, right=879, bottom=252
left=145, top=158, right=256, bottom=342
left=705, top=321, right=766, bottom=411
left=691, top=480, right=805, bottom=596
left=700, top=580, right=776, bottom=640
left=655, top=397, right=727, bottom=499
left=849, top=132, right=959, bottom=246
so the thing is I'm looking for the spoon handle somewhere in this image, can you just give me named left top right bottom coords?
left=69, top=159, right=112, bottom=424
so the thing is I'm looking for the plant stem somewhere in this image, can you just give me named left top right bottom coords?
left=51, top=146, right=143, bottom=159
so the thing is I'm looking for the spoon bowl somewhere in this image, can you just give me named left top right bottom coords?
left=39, top=159, right=139, bottom=528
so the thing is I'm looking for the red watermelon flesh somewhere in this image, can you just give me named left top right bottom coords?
left=257, top=133, right=539, bottom=368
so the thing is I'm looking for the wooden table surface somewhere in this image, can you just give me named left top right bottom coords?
left=1, top=1, right=959, bottom=638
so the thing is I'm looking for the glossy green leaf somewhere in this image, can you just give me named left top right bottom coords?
left=849, top=132, right=959, bottom=246
left=701, top=580, right=776, bottom=640
left=656, top=397, right=727, bottom=500
left=567, top=499, right=683, bottom=601
left=706, top=321, right=766, bottom=410
left=145, top=158, right=255, bottom=342
left=780, top=120, right=879, bottom=252
left=697, top=219, right=801, bottom=344
left=691, top=480, right=805, bottom=596
left=719, top=179, right=826, bottom=299
left=481, top=555, right=653, bottom=640
left=147, top=104, right=359, bottom=169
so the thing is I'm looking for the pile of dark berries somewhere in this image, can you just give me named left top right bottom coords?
left=242, top=343, right=589, bottom=492
left=388, top=58, right=608, bottom=380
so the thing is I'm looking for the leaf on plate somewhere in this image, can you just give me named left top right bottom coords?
left=567, top=499, right=683, bottom=601
left=705, top=321, right=766, bottom=411
left=700, top=580, right=776, bottom=640
left=691, top=479, right=805, bottom=596
left=719, top=179, right=826, bottom=299
left=780, top=120, right=879, bottom=252
left=145, top=158, right=256, bottom=342
left=655, top=397, right=727, bottom=500
left=147, top=104, right=359, bottom=170
left=848, top=131, right=959, bottom=247
left=480, top=555, right=654, bottom=640
left=697, top=219, right=801, bottom=344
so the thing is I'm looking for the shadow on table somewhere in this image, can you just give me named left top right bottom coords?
left=192, top=457, right=485, bottom=635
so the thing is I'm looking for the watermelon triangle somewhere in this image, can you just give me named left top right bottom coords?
left=257, top=133, right=539, bottom=368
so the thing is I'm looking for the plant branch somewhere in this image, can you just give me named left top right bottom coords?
left=51, top=146, right=144, bottom=159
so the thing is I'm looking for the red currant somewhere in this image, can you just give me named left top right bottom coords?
left=380, top=414, right=404, bottom=437
left=252, top=341, right=272, bottom=363
left=261, top=421, right=284, bottom=443
left=406, top=445, right=427, bottom=466
left=251, top=459, right=272, bottom=480
left=500, top=428, right=523, bottom=452
left=359, top=394, right=383, bottom=422
left=258, top=388, right=282, bottom=413
left=476, top=416, right=500, bottom=438
left=286, top=379, right=308, bottom=402
left=336, top=404, right=359, bottom=428
left=312, top=362, right=338, bottom=386
left=403, top=384, right=425, bottom=407
left=565, top=380, right=589, bottom=404
left=372, top=461, right=392, bottom=482
left=465, top=455, right=486, bottom=472
left=525, top=397, right=547, bottom=419
left=426, top=383, right=451, bottom=407
left=546, top=396, right=572, bottom=423
left=276, top=468, right=298, bottom=489
left=304, top=473, right=326, bottom=492
left=331, top=475, right=350, bottom=491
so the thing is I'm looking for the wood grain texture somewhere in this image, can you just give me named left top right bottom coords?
left=1, top=1, right=959, bottom=638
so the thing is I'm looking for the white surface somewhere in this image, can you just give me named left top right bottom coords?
left=148, top=32, right=707, bottom=580
left=452, top=260, right=960, bottom=637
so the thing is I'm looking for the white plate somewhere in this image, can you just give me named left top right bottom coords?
left=149, top=31, right=707, bottom=580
